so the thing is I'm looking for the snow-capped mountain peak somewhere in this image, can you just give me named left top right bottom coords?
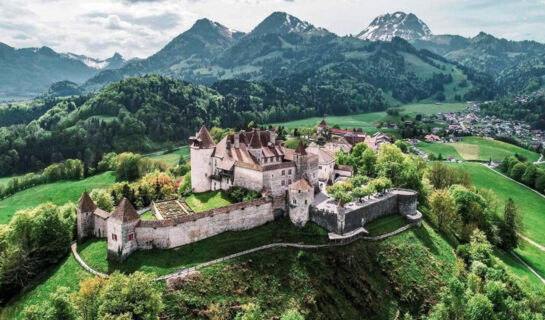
left=250, top=12, right=324, bottom=37
left=62, top=52, right=127, bottom=70
left=357, top=12, right=432, bottom=42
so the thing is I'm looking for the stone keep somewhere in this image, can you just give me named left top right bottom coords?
left=76, top=191, right=96, bottom=241
left=190, top=125, right=216, bottom=193
left=288, top=179, right=314, bottom=227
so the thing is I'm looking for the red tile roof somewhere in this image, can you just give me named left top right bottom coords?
left=109, top=198, right=140, bottom=223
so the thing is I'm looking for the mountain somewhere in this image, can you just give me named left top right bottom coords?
left=0, top=42, right=103, bottom=98
left=61, top=52, right=128, bottom=70
left=84, top=12, right=486, bottom=104
left=357, top=12, right=432, bottom=42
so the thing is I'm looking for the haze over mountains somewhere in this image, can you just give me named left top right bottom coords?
left=2, top=11, right=545, bottom=99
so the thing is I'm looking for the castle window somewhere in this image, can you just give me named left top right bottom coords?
left=282, top=170, right=285, bottom=176
left=112, top=234, right=117, bottom=241
left=319, top=166, right=322, bottom=169
left=281, top=180, right=285, bottom=186
left=288, top=169, right=292, bottom=175
left=305, top=200, right=308, bottom=205
left=265, top=158, right=268, bottom=163
left=288, top=179, right=292, bottom=184
left=128, top=233, right=134, bottom=241
left=293, top=199, right=297, bottom=204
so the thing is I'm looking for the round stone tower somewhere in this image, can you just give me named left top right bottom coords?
left=190, top=125, right=216, bottom=193
left=288, top=179, right=314, bottom=227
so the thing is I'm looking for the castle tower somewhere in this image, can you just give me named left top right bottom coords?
left=107, top=198, right=141, bottom=262
left=190, top=125, right=216, bottom=193
left=288, top=179, right=314, bottom=227
left=294, top=140, right=309, bottom=181
left=77, top=191, right=97, bottom=241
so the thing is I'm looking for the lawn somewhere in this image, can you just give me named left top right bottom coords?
left=0, top=171, right=116, bottom=225
left=145, top=146, right=189, bottom=167
left=139, top=211, right=156, bottom=220
left=268, top=103, right=468, bottom=131
left=366, top=214, right=408, bottom=236
left=419, top=137, right=540, bottom=162
left=185, top=191, right=234, bottom=213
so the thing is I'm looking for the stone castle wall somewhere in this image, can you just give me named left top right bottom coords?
left=310, top=189, right=417, bottom=235
left=233, top=166, right=263, bottom=193
left=191, top=146, right=215, bottom=193
left=135, top=196, right=279, bottom=250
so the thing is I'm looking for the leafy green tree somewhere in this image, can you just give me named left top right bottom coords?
left=234, top=303, right=263, bottom=320
left=97, top=272, right=163, bottom=320
left=429, top=189, right=460, bottom=235
left=509, top=162, right=527, bottom=182
left=499, top=199, right=522, bottom=250
left=360, top=148, right=377, bottom=176
left=376, top=144, right=405, bottom=185
left=466, top=294, right=494, bottom=320
left=281, top=309, right=304, bottom=320
left=90, top=189, right=115, bottom=212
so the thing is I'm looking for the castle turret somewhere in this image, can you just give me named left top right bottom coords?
left=288, top=179, right=314, bottom=227
left=107, top=198, right=141, bottom=262
left=294, top=140, right=308, bottom=181
left=190, top=125, right=216, bottom=193
left=248, top=128, right=263, bottom=163
left=77, top=191, right=97, bottom=241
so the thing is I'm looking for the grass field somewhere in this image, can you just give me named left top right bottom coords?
left=493, top=249, right=543, bottom=289
left=185, top=191, right=234, bottom=213
left=448, top=162, right=545, bottom=282
left=0, top=172, right=116, bottom=225
left=145, top=147, right=189, bottom=167
left=268, top=103, right=468, bottom=131
left=419, top=137, right=540, bottom=162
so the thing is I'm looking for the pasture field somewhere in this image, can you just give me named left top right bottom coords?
left=145, top=146, right=189, bottom=167
left=419, top=137, right=540, bottom=162
left=515, top=239, right=545, bottom=282
left=0, top=172, right=116, bottom=224
left=269, top=103, right=468, bottom=131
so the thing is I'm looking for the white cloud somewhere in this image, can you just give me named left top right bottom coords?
left=1, top=0, right=544, bottom=60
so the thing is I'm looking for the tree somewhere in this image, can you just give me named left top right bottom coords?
left=90, top=189, right=115, bottom=212
left=115, top=153, right=142, bottom=182
left=281, top=309, right=304, bottom=320
left=234, top=303, right=263, bottom=320
left=522, top=164, right=537, bottom=187
left=360, top=148, right=377, bottom=176
left=75, top=277, right=105, bottom=320
left=97, top=272, right=163, bottom=320
left=466, top=294, right=494, bottom=320
left=509, top=162, right=527, bottom=182
left=500, top=199, right=522, bottom=250
left=376, top=144, right=405, bottom=185
left=429, top=189, right=460, bottom=235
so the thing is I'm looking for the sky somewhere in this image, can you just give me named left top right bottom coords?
left=2, top=0, right=545, bottom=59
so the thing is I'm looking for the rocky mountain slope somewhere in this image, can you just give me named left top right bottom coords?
left=84, top=12, right=486, bottom=103
left=357, top=12, right=432, bottom=42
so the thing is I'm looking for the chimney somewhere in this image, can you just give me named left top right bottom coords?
left=226, top=138, right=231, bottom=149
left=234, top=132, right=240, bottom=148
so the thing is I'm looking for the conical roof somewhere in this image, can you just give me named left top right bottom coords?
left=318, top=119, right=328, bottom=127
left=78, top=191, right=96, bottom=213
left=195, top=125, right=216, bottom=148
left=109, top=198, right=140, bottom=223
left=295, top=140, right=307, bottom=155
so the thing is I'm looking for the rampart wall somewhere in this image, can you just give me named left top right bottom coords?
left=135, top=196, right=283, bottom=250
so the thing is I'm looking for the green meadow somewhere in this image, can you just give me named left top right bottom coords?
left=0, top=172, right=116, bottom=225
left=419, top=136, right=540, bottom=162
left=269, top=102, right=468, bottom=131
left=144, top=146, right=189, bottom=167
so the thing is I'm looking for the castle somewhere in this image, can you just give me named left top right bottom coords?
left=77, top=125, right=419, bottom=262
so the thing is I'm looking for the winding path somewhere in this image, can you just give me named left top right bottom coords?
left=510, top=251, right=545, bottom=284
left=72, top=219, right=420, bottom=281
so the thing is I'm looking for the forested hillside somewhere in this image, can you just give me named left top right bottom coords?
left=0, top=74, right=385, bottom=176
left=84, top=12, right=490, bottom=104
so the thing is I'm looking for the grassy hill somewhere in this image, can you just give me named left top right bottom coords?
left=0, top=171, right=116, bottom=224
left=1, top=219, right=458, bottom=319
left=144, top=147, right=189, bottom=167
left=269, top=102, right=468, bottom=132
left=447, top=162, right=545, bottom=282
left=418, top=136, right=540, bottom=162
